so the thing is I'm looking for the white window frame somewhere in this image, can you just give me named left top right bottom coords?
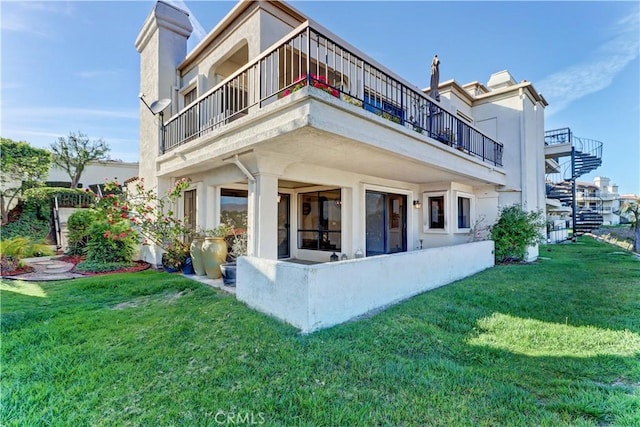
left=179, top=78, right=198, bottom=109
left=454, top=191, right=475, bottom=233
left=423, top=190, right=449, bottom=234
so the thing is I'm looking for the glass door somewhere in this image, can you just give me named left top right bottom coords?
left=183, top=189, right=196, bottom=234
left=278, top=194, right=290, bottom=258
left=366, top=191, right=407, bottom=256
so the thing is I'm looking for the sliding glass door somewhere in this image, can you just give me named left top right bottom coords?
left=365, top=191, right=407, bottom=256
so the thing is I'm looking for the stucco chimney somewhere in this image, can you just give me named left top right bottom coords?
left=135, top=1, right=192, bottom=189
left=486, top=70, right=517, bottom=90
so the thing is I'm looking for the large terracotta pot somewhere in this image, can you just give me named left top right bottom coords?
left=201, top=237, right=228, bottom=279
left=189, top=237, right=206, bottom=276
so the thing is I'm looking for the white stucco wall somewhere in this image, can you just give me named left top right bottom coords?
left=237, top=240, right=494, bottom=332
left=47, top=161, right=138, bottom=188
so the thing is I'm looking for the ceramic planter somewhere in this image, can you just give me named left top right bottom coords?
left=201, top=237, right=227, bottom=279
left=220, top=262, right=237, bottom=286
left=189, top=237, right=206, bottom=276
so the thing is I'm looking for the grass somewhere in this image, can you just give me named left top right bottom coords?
left=2, top=237, right=639, bottom=426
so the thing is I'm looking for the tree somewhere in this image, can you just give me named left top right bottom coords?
left=621, top=198, right=640, bottom=252
left=0, top=137, right=51, bottom=224
left=50, top=132, right=110, bottom=189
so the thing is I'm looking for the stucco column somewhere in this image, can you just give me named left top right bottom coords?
left=248, top=172, right=279, bottom=260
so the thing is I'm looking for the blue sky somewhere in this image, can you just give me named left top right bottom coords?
left=1, top=1, right=638, bottom=194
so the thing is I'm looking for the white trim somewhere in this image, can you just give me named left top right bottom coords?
left=179, top=77, right=198, bottom=110
left=454, top=190, right=476, bottom=234
left=423, top=190, right=449, bottom=234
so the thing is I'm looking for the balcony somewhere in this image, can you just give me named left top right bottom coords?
left=163, top=23, right=503, bottom=167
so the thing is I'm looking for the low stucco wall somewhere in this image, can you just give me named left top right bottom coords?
left=139, top=244, right=163, bottom=267
left=237, top=240, right=495, bottom=332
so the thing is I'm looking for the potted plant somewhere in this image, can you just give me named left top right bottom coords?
left=201, top=223, right=231, bottom=279
left=283, top=74, right=339, bottom=98
left=220, top=231, right=247, bottom=287
left=162, top=241, right=189, bottom=273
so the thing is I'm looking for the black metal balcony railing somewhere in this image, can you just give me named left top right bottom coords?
left=163, top=23, right=504, bottom=167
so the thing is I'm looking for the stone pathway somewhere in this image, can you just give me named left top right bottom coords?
left=4, top=256, right=85, bottom=282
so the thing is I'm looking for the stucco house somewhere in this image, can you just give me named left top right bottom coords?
left=135, top=0, right=547, bottom=332
left=47, top=160, right=139, bottom=191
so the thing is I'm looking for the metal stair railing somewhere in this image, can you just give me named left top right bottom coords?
left=544, top=128, right=604, bottom=240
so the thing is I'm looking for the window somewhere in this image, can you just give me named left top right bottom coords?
left=457, top=196, right=471, bottom=229
left=220, top=189, right=247, bottom=228
left=455, top=191, right=475, bottom=232
left=423, top=191, right=448, bottom=233
left=429, top=196, right=445, bottom=229
left=183, top=189, right=196, bottom=233
left=298, top=190, right=341, bottom=251
left=184, top=87, right=197, bottom=106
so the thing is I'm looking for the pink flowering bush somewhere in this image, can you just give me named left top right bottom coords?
left=85, top=219, right=136, bottom=264
left=97, top=177, right=194, bottom=268
left=283, top=74, right=339, bottom=98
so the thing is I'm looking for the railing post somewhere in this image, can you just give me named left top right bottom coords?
left=400, top=85, right=404, bottom=125
left=482, top=136, right=486, bottom=163
left=428, top=101, right=433, bottom=139
left=306, top=26, right=311, bottom=87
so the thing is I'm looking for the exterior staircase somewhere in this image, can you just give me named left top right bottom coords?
left=544, top=128, right=603, bottom=237
left=575, top=210, right=604, bottom=235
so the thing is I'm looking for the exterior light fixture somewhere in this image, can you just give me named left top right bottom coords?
left=413, top=200, right=422, bottom=209
left=277, top=194, right=282, bottom=203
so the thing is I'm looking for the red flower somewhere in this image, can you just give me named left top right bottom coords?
left=104, top=231, right=111, bottom=238
left=121, top=213, right=128, bottom=219
left=283, top=74, right=339, bottom=98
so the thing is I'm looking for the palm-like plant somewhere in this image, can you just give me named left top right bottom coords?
left=0, top=237, right=54, bottom=272
left=621, top=198, right=640, bottom=252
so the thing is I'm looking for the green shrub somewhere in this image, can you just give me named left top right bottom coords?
left=75, top=260, right=134, bottom=273
left=2, top=188, right=95, bottom=241
left=85, top=221, right=136, bottom=264
left=66, top=209, right=97, bottom=256
left=491, top=204, right=545, bottom=263
left=23, top=187, right=95, bottom=213
left=0, top=207, right=51, bottom=241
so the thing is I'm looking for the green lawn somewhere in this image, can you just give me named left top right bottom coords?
left=2, top=237, right=639, bottom=426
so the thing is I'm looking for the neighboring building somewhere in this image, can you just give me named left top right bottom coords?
left=575, top=177, right=620, bottom=225
left=135, top=0, right=547, bottom=332
left=1, top=159, right=138, bottom=220
left=47, top=160, right=139, bottom=190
